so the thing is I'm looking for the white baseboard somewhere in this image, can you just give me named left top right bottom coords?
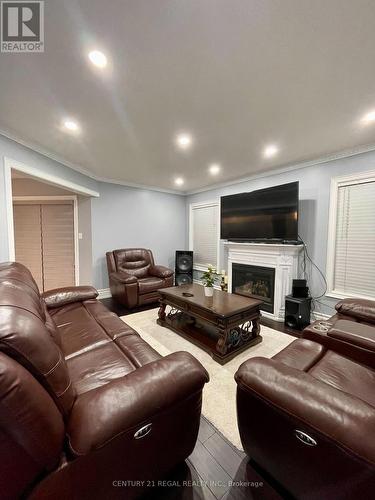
left=98, top=288, right=111, bottom=299
left=311, top=311, right=331, bottom=321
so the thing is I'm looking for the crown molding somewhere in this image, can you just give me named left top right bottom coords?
left=185, top=142, right=375, bottom=195
left=0, top=130, right=184, bottom=196
left=91, top=175, right=184, bottom=195
left=2, top=129, right=375, bottom=198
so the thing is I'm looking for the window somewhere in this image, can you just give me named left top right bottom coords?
left=189, top=201, right=219, bottom=270
left=326, top=171, right=375, bottom=299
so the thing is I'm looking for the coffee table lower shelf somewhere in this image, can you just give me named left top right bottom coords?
left=157, top=311, right=262, bottom=365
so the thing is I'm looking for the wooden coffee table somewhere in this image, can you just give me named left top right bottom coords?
left=157, top=284, right=263, bottom=364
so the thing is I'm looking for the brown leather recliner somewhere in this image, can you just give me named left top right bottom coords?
left=302, top=297, right=375, bottom=367
left=0, top=262, right=208, bottom=499
left=235, top=297, right=375, bottom=499
left=106, top=248, right=174, bottom=309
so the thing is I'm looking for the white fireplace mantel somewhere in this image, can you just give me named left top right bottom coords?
left=224, top=242, right=303, bottom=321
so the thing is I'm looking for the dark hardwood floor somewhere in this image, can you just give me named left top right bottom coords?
left=144, top=416, right=285, bottom=500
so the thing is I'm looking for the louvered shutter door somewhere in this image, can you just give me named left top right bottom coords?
left=41, top=203, right=75, bottom=290
left=333, top=181, right=375, bottom=297
left=192, top=204, right=219, bottom=268
left=13, top=204, right=43, bottom=290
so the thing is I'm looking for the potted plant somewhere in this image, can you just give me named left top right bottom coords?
left=201, top=265, right=217, bottom=297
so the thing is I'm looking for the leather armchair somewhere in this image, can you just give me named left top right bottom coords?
left=235, top=300, right=375, bottom=499
left=0, top=262, right=208, bottom=499
left=106, top=248, right=174, bottom=308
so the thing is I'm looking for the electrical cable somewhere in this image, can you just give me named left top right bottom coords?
left=298, top=235, right=328, bottom=303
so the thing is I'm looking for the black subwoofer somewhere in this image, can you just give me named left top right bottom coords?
left=175, top=251, right=193, bottom=286
left=292, top=279, right=309, bottom=298
left=285, top=295, right=312, bottom=330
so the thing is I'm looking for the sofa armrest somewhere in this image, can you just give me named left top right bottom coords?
left=110, top=271, right=138, bottom=284
left=328, top=320, right=375, bottom=352
left=149, top=265, right=174, bottom=279
left=42, top=286, right=98, bottom=309
left=235, top=357, right=375, bottom=465
left=67, top=351, right=209, bottom=455
left=335, top=298, right=375, bottom=323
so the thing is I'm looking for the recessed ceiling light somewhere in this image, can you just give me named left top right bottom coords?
left=62, top=119, right=80, bottom=133
left=209, top=163, right=221, bottom=175
left=88, top=50, right=107, bottom=68
left=263, top=144, right=279, bottom=158
left=174, top=177, right=184, bottom=186
left=361, top=110, right=375, bottom=125
left=175, top=133, right=193, bottom=150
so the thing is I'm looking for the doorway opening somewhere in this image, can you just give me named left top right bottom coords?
left=11, top=169, right=79, bottom=291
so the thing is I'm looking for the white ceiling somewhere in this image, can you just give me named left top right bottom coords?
left=1, top=0, right=375, bottom=193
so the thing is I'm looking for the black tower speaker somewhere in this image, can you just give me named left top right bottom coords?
left=285, top=295, right=312, bottom=330
left=175, top=251, right=193, bottom=286
left=292, top=279, right=309, bottom=298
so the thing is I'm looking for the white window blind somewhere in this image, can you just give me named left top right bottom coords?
left=191, top=203, right=219, bottom=269
left=333, top=181, right=375, bottom=297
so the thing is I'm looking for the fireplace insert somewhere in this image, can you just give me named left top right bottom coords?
left=232, top=263, right=275, bottom=313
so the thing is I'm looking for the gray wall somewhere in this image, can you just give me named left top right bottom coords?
left=3, top=132, right=375, bottom=308
left=0, top=135, right=99, bottom=262
left=186, top=150, right=375, bottom=316
left=91, top=182, right=186, bottom=290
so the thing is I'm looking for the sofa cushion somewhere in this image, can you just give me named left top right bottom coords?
left=115, top=334, right=161, bottom=368
left=114, top=249, right=153, bottom=278
left=50, top=302, right=112, bottom=358
left=335, top=298, right=375, bottom=324
left=67, top=343, right=136, bottom=395
left=138, top=277, right=164, bottom=295
left=309, top=350, right=375, bottom=407
left=82, top=300, right=138, bottom=340
left=273, top=338, right=325, bottom=371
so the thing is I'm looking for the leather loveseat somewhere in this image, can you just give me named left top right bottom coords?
left=302, top=297, right=375, bottom=368
left=106, top=248, right=174, bottom=309
left=235, top=298, right=375, bottom=499
left=0, top=262, right=208, bottom=499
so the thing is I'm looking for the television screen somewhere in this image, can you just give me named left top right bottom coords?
left=220, top=182, right=299, bottom=241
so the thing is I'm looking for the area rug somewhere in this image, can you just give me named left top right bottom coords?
left=121, top=308, right=294, bottom=450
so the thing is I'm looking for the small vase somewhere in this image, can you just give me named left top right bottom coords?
left=204, top=286, right=214, bottom=297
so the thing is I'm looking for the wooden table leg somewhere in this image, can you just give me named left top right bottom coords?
left=158, top=302, right=166, bottom=322
left=216, top=327, right=229, bottom=355
left=251, top=316, right=261, bottom=337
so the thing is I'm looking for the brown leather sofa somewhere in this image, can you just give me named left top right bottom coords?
left=0, top=262, right=208, bottom=499
left=235, top=298, right=375, bottom=499
left=106, top=248, right=174, bottom=309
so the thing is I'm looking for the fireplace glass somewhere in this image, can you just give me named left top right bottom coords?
left=232, top=263, right=275, bottom=313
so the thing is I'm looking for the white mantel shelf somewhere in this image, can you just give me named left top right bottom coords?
left=224, top=241, right=303, bottom=322
left=223, top=241, right=303, bottom=249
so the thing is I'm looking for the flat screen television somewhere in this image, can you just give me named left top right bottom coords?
left=220, top=181, right=299, bottom=242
